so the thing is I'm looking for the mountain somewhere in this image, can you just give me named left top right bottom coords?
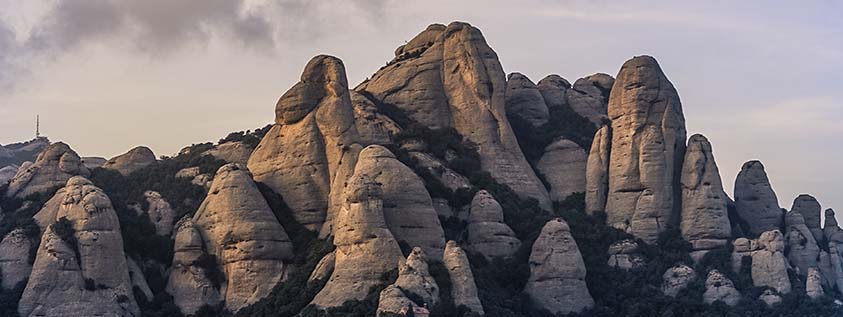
left=0, top=22, right=840, bottom=317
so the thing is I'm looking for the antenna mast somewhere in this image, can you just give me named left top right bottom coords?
left=36, top=115, right=40, bottom=139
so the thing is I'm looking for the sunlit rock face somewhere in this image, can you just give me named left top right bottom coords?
left=680, top=134, right=731, bottom=259
left=248, top=55, right=362, bottom=232
left=586, top=125, right=611, bottom=215
left=604, top=55, right=687, bottom=244
left=566, top=73, right=614, bottom=126
left=6, top=142, right=90, bottom=199
left=357, top=22, right=552, bottom=211
left=102, top=146, right=156, bottom=176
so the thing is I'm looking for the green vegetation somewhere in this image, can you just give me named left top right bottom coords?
left=218, top=125, right=272, bottom=149
left=507, top=102, right=598, bottom=164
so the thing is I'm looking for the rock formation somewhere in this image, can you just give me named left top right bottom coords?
left=566, top=73, right=614, bottom=126
left=824, top=209, right=843, bottom=244
left=247, top=55, right=362, bottom=231
left=703, top=270, right=741, bottom=306
left=467, top=190, right=520, bottom=260
left=19, top=176, right=139, bottom=316
left=350, top=90, right=401, bottom=146
left=408, top=151, right=471, bottom=192
left=0, top=228, right=33, bottom=289
left=758, top=289, right=781, bottom=307
left=206, top=141, right=253, bottom=165
left=308, top=251, right=336, bottom=284
left=731, top=230, right=791, bottom=294
left=142, top=191, right=174, bottom=236
left=536, top=138, right=588, bottom=202
left=192, top=163, right=293, bottom=312
left=81, top=157, right=107, bottom=170
left=126, top=257, right=153, bottom=302
left=524, top=218, right=593, bottom=314
left=661, top=264, right=696, bottom=297
left=505, top=72, right=549, bottom=127
left=680, top=134, right=731, bottom=259
left=607, top=239, right=645, bottom=270
left=536, top=74, right=570, bottom=111
left=0, top=165, right=19, bottom=185
left=5, top=142, right=90, bottom=199
left=356, top=22, right=552, bottom=210
left=791, top=195, right=823, bottom=243
left=443, top=241, right=484, bottom=315
left=102, top=146, right=156, bottom=176
left=166, top=217, right=222, bottom=315
left=176, top=167, right=200, bottom=179
left=586, top=125, right=611, bottom=215
left=605, top=56, right=687, bottom=243
left=378, top=247, right=440, bottom=314
left=311, top=173, right=404, bottom=308
left=806, top=267, right=824, bottom=299
left=734, top=160, right=782, bottom=236
left=351, top=145, right=445, bottom=259
left=784, top=209, right=819, bottom=276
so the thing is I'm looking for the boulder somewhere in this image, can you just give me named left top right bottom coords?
left=192, top=163, right=293, bottom=312
left=166, top=217, right=222, bottom=315
left=19, top=176, right=139, bottom=316
left=806, top=267, right=825, bottom=299
left=308, top=251, right=336, bottom=285
left=524, top=218, right=593, bottom=314
left=758, top=289, right=782, bottom=307
left=192, top=174, right=213, bottom=189
left=311, top=173, right=404, bottom=308
left=102, top=146, right=156, bottom=176
left=791, top=194, right=823, bottom=243
left=607, top=239, right=645, bottom=270
left=350, top=145, right=445, bottom=259
left=248, top=55, right=362, bottom=231
left=605, top=56, right=687, bottom=243
left=6, top=142, right=90, bottom=198
left=467, top=190, right=520, bottom=260
left=143, top=191, right=174, bottom=236
left=206, top=141, right=253, bottom=165
left=536, top=137, right=588, bottom=202
left=566, top=73, right=613, bottom=126
left=734, top=160, right=782, bottom=236
left=443, top=241, right=484, bottom=315
left=536, top=74, right=571, bottom=111
left=661, top=264, right=696, bottom=297
left=680, top=134, right=731, bottom=258
left=703, top=270, right=741, bottom=306
left=505, top=72, right=549, bottom=127
left=784, top=209, right=819, bottom=276
left=585, top=125, right=611, bottom=215
left=378, top=247, right=440, bottom=314
left=357, top=22, right=551, bottom=211
left=0, top=228, right=34, bottom=289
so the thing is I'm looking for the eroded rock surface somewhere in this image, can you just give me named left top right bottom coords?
left=566, top=73, right=613, bottom=126
left=505, top=72, right=549, bottom=127
left=467, top=190, right=520, bottom=260
left=734, top=160, right=782, bottom=236
left=536, top=138, right=588, bottom=202
left=791, top=194, right=823, bottom=243
left=443, top=241, right=484, bottom=315
left=378, top=247, right=440, bottom=314
left=731, top=230, right=791, bottom=294
left=607, top=239, right=645, bottom=270
left=680, top=134, right=730, bottom=258
left=6, top=142, right=90, bottom=198
left=784, top=209, right=819, bottom=276
left=586, top=125, right=611, bottom=215
left=703, top=270, right=741, bottom=306
left=143, top=191, right=174, bottom=236
left=536, top=74, right=571, bottom=112
left=102, top=146, right=156, bottom=176
left=0, top=229, right=34, bottom=289
left=207, top=141, right=253, bottom=165
left=806, top=267, right=825, bottom=299
left=166, top=217, right=221, bottom=315
left=661, top=264, right=696, bottom=297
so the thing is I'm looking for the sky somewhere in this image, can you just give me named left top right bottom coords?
left=0, top=1, right=841, bottom=221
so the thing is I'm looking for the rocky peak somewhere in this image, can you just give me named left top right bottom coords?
left=566, top=73, right=614, bottom=125
left=442, top=241, right=484, bottom=315
left=536, top=137, right=588, bottom=202
left=525, top=218, right=593, bottom=314
left=536, top=74, right=571, bottom=111
left=680, top=134, right=731, bottom=259
left=791, top=194, right=823, bottom=243
left=5, top=142, right=90, bottom=198
left=734, top=160, right=782, bottom=236
left=102, top=146, right=156, bottom=176
left=505, top=72, right=550, bottom=127
left=467, top=190, right=520, bottom=260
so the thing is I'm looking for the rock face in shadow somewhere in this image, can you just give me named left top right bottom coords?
left=350, top=90, right=401, bottom=146
left=604, top=56, right=687, bottom=243
left=192, top=163, right=294, bottom=312
left=703, top=270, right=741, bottom=306
left=505, top=72, right=549, bottom=127
left=142, top=191, right=174, bottom=236
left=0, top=229, right=34, bottom=289
left=102, top=146, right=156, bottom=176
left=731, top=230, right=791, bottom=294
left=19, top=176, right=139, bottom=317
left=467, top=190, right=520, bottom=260
left=248, top=55, right=362, bottom=232
left=207, top=142, right=254, bottom=165
left=680, top=134, right=731, bottom=258
left=536, top=75, right=570, bottom=112
left=352, top=145, right=445, bottom=259
left=536, top=138, right=588, bottom=202
left=524, top=218, right=593, bottom=314
left=357, top=22, right=551, bottom=211
left=443, top=241, right=484, bottom=315
left=311, top=173, right=404, bottom=308
left=377, top=247, right=439, bottom=315
left=734, top=160, right=782, bottom=236
left=586, top=125, right=611, bottom=215
left=6, top=142, right=90, bottom=198
left=166, top=217, right=221, bottom=315
left=566, top=73, right=614, bottom=126
left=661, top=264, right=696, bottom=297
left=784, top=209, right=819, bottom=277
left=791, top=194, right=823, bottom=244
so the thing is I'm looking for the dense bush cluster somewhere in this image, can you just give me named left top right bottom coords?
left=507, top=103, right=598, bottom=165
left=218, top=125, right=272, bottom=149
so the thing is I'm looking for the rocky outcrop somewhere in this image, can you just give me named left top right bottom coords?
left=731, top=230, right=791, bottom=294
left=607, top=239, right=645, bottom=270
left=192, top=163, right=293, bottom=312
left=102, top=146, right=156, bottom=176
left=408, top=151, right=471, bottom=192
left=308, top=251, right=336, bottom=284
left=824, top=209, right=843, bottom=244
left=127, top=257, right=153, bottom=302
left=524, top=218, right=593, bottom=314
left=206, top=141, right=253, bottom=165
left=32, top=187, right=66, bottom=229
left=680, top=134, right=731, bottom=259
left=536, top=138, right=588, bottom=202
left=175, top=167, right=200, bottom=179
left=585, top=125, right=611, bottom=215
left=5, top=142, right=90, bottom=198
left=661, top=264, right=696, bottom=297
left=0, top=228, right=33, bottom=289
left=505, top=72, right=549, bottom=127
left=806, top=267, right=825, bottom=299
left=350, top=145, right=445, bottom=259
left=703, top=270, right=741, bottom=306
left=142, top=191, right=174, bottom=236
left=19, top=176, right=139, bottom=316
left=81, top=157, right=107, bottom=170
left=378, top=247, right=440, bottom=314
left=166, top=217, right=221, bottom=315
left=443, top=241, right=484, bottom=315
left=791, top=195, right=823, bottom=243
left=350, top=91, right=401, bottom=146
left=248, top=55, right=362, bottom=231
left=828, top=244, right=843, bottom=295
left=734, top=161, right=782, bottom=236
left=566, top=73, right=613, bottom=126
left=758, top=289, right=781, bottom=307
left=467, top=190, right=520, bottom=260
left=536, top=75, right=570, bottom=111
left=784, top=209, right=819, bottom=276
left=311, top=173, right=404, bottom=308
left=0, top=164, right=19, bottom=185
left=357, top=22, right=551, bottom=210
left=605, top=56, right=687, bottom=243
